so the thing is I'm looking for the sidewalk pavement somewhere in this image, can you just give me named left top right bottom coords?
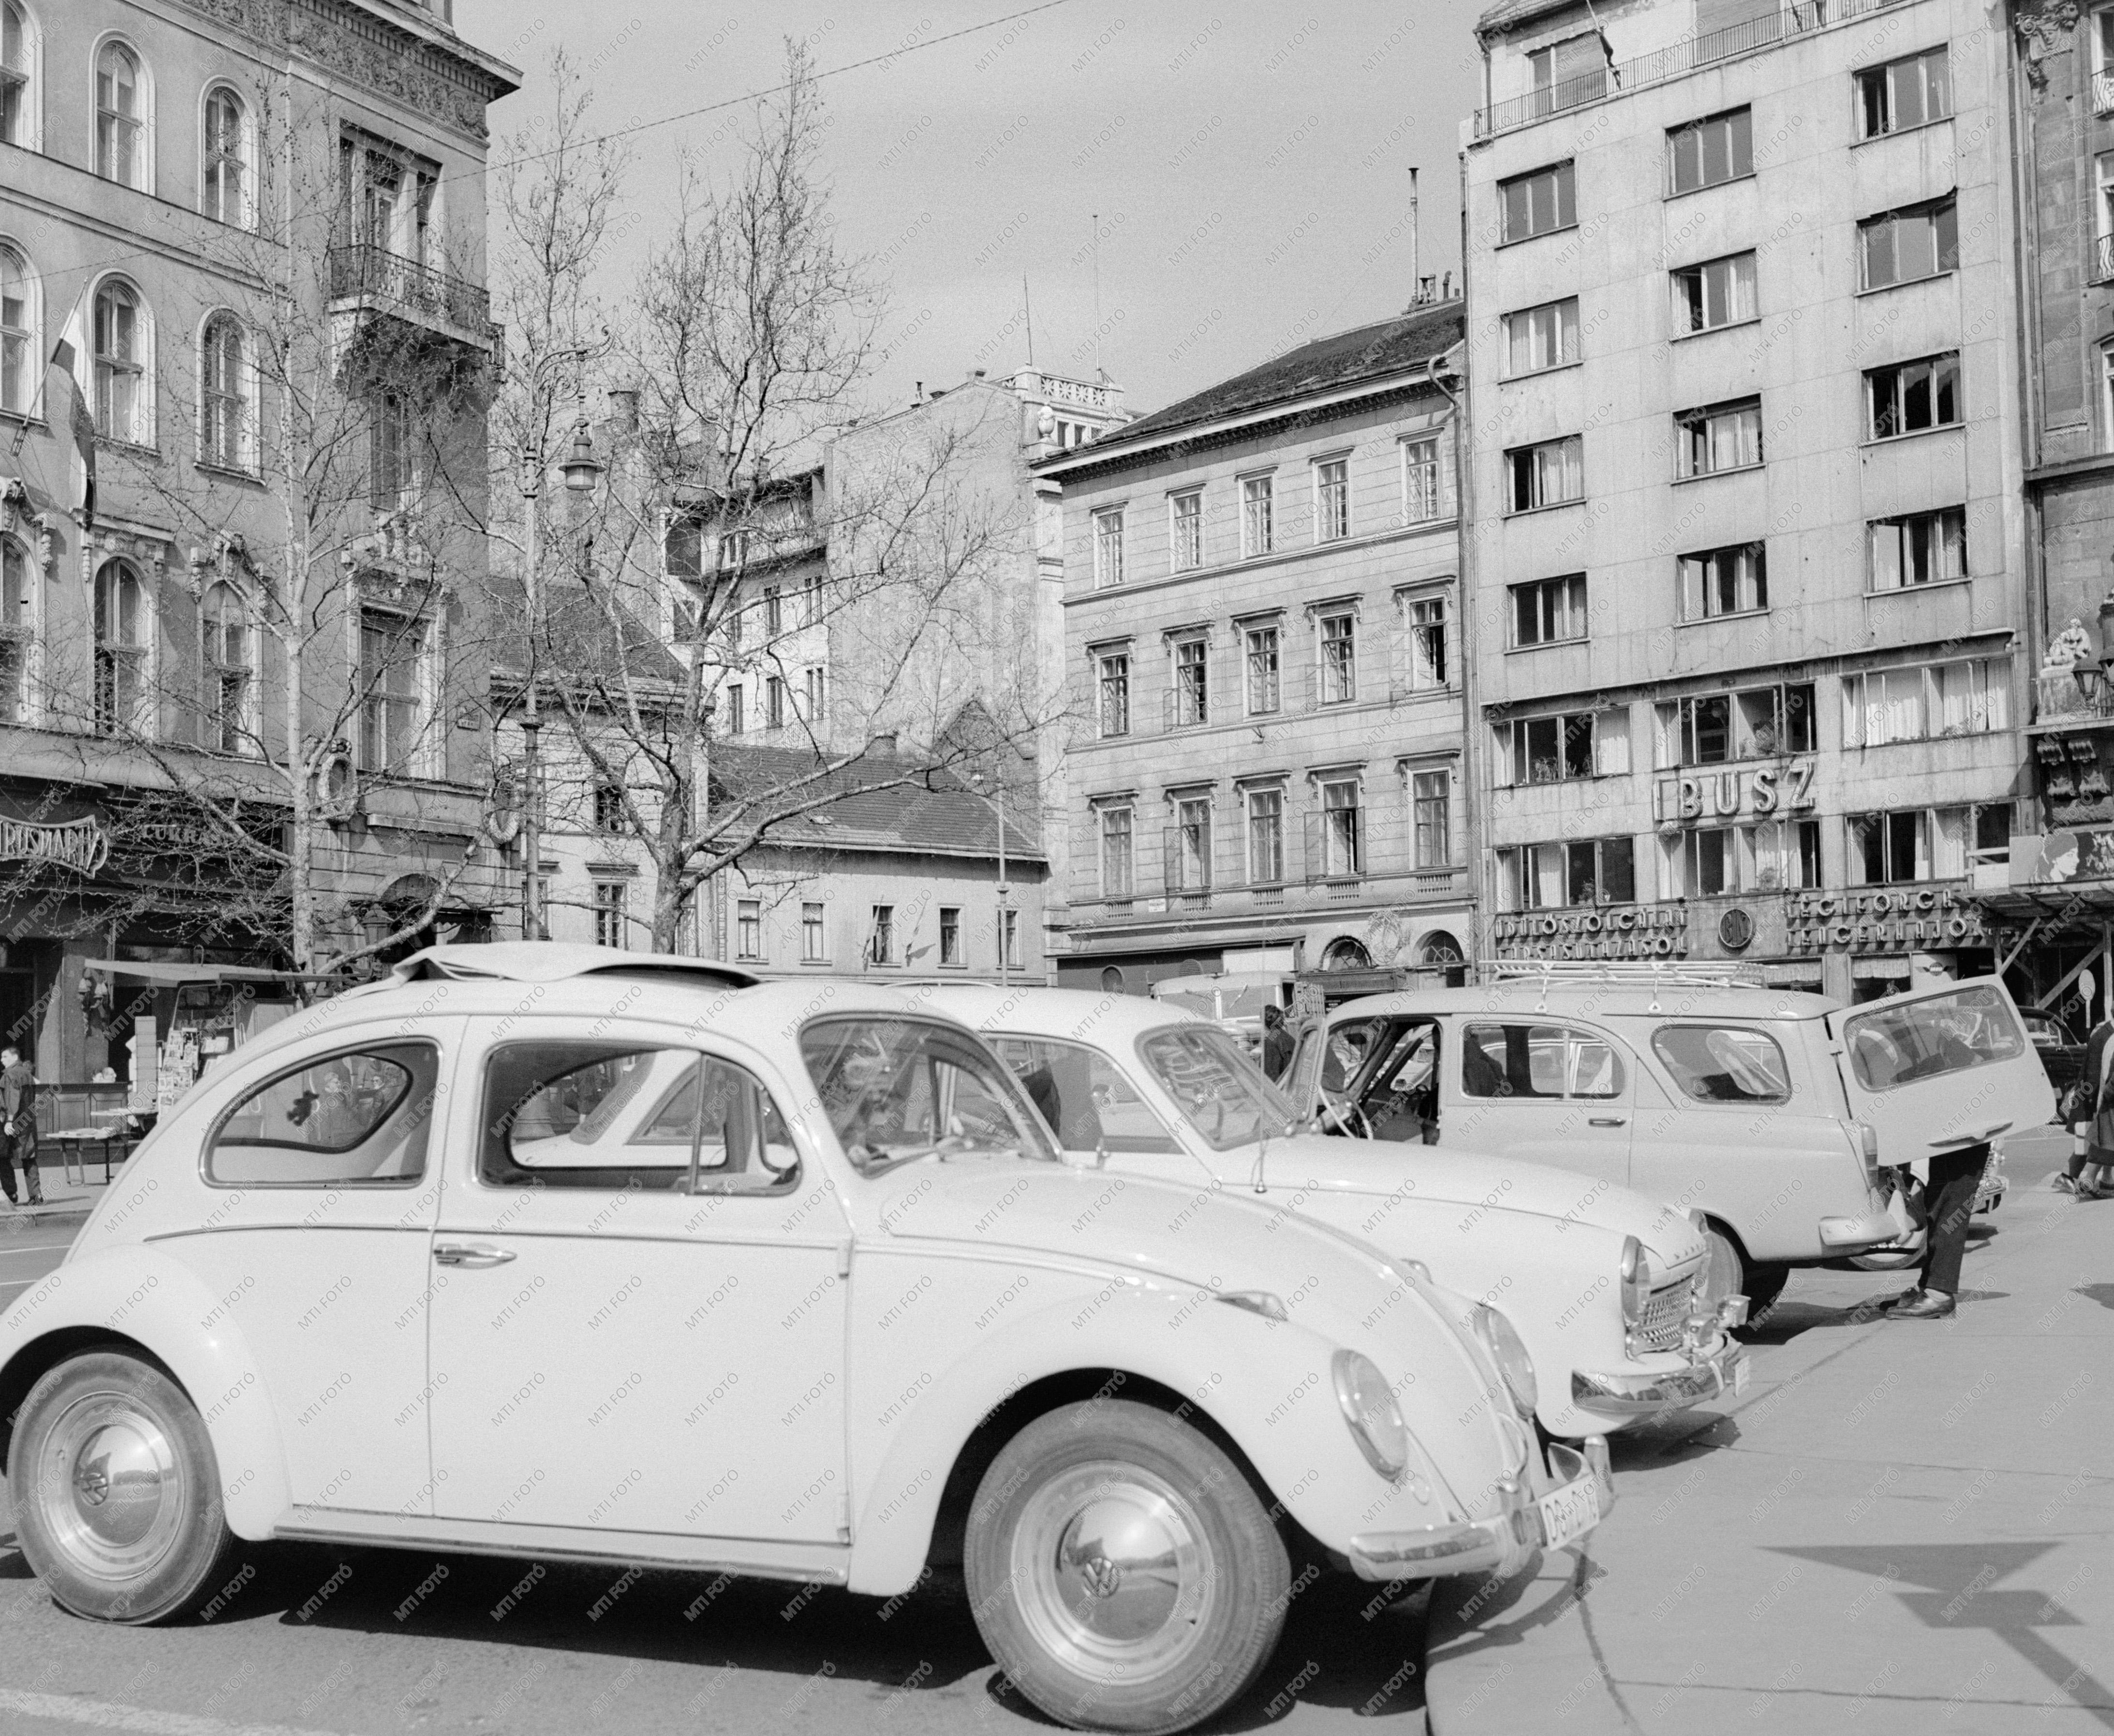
left=0, top=1165, right=110, bottom=1233
left=1425, top=1127, right=2114, bottom=1735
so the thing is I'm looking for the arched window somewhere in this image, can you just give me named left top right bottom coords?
left=202, top=85, right=248, bottom=225
left=92, top=279, right=146, bottom=442
left=1320, top=936, right=1372, bottom=973
left=200, top=312, right=246, bottom=470
left=201, top=580, right=250, bottom=751
left=93, top=559, right=146, bottom=734
left=0, top=244, right=31, bottom=416
left=1, top=3, right=31, bottom=150
left=0, top=535, right=30, bottom=722
left=94, top=41, right=144, bottom=188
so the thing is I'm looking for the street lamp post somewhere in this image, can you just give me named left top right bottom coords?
left=971, top=763, right=1011, bottom=989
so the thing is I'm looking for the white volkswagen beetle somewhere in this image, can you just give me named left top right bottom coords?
left=913, top=984, right=1748, bottom=1442
left=0, top=946, right=1606, bottom=1736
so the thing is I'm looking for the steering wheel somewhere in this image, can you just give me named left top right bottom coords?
left=1317, top=1096, right=1372, bottom=1140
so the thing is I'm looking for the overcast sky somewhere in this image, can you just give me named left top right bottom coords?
left=455, top=0, right=1483, bottom=422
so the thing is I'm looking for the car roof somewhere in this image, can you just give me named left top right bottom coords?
left=379, top=942, right=761, bottom=991
left=1312, top=982, right=1843, bottom=1024
left=906, top=983, right=1206, bottom=1045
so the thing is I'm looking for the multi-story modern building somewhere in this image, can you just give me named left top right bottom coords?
left=0, top=0, right=516, bottom=1078
left=1037, top=301, right=1472, bottom=1000
left=1464, top=0, right=2026, bottom=1003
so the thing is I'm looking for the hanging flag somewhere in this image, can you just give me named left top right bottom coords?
left=44, top=338, right=96, bottom=528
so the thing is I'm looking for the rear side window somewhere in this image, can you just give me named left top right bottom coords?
left=1462, top=1023, right=1624, bottom=1101
left=989, top=1036, right=1182, bottom=1155
left=1843, top=986, right=2025, bottom=1091
left=207, top=1042, right=438, bottom=1186
left=1653, top=1026, right=1791, bottom=1103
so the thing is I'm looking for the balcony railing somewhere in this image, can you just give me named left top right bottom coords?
left=327, top=243, right=495, bottom=348
left=1477, top=0, right=1910, bottom=137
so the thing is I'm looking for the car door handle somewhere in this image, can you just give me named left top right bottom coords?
left=433, top=1241, right=516, bottom=1269
left=1934, top=1121, right=2010, bottom=1146
left=1588, top=1117, right=1627, bottom=1128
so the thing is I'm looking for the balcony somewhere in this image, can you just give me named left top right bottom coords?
left=1476, top=0, right=1907, bottom=138
left=327, top=244, right=498, bottom=354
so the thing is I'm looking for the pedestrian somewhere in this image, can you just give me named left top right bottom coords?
left=0, top=1043, right=41, bottom=1209
left=1883, top=1016, right=1993, bottom=1321
left=2054, top=1013, right=2114, bottom=1200
left=1260, top=1005, right=1294, bottom=1083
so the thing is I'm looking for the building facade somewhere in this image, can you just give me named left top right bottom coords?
left=1037, top=303, right=1473, bottom=1000
left=0, top=0, right=516, bottom=1078
left=1464, top=0, right=2027, bottom=1002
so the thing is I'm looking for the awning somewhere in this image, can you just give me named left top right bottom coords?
left=83, top=960, right=300, bottom=986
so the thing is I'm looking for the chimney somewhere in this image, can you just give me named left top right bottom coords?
left=607, top=387, right=639, bottom=430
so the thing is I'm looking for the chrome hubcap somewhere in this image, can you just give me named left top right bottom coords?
left=38, top=1394, right=182, bottom=1582
left=1012, top=1462, right=1212, bottom=1677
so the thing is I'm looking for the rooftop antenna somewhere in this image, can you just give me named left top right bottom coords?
left=1091, top=211, right=1103, bottom=379
left=1022, top=274, right=1035, bottom=368
left=1408, top=166, right=1421, bottom=306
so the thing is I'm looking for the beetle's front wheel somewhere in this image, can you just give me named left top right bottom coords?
left=965, top=1398, right=1290, bottom=1734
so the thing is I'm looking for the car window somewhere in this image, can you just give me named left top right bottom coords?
left=1139, top=1026, right=1296, bottom=1151
left=799, top=1016, right=1057, bottom=1174
left=481, top=1042, right=798, bottom=1193
left=1843, top=986, right=2026, bottom=1092
left=207, top=1042, right=437, bottom=1186
left=1461, top=1023, right=1625, bottom=1101
left=989, top=1036, right=1183, bottom=1154
left=1320, top=1018, right=1385, bottom=1093
left=1652, top=1025, right=1791, bottom=1103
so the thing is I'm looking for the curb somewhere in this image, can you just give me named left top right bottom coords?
left=1425, top=1551, right=1635, bottom=1736
left=3, top=1208, right=93, bottom=1233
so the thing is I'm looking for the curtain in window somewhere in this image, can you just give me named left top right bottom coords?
left=1932, top=807, right=1967, bottom=879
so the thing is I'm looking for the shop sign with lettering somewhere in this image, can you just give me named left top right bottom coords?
left=0, top=816, right=108, bottom=874
left=1783, top=885, right=1986, bottom=954
left=1653, top=761, right=1817, bottom=823
left=1491, top=906, right=1691, bottom=960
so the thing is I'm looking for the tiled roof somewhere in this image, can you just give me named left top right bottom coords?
left=712, top=743, right=1044, bottom=866
left=1070, top=303, right=1464, bottom=460
left=492, top=579, right=687, bottom=686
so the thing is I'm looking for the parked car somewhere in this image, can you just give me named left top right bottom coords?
left=913, top=983, right=1749, bottom=1443
left=1284, top=967, right=2055, bottom=1312
left=2022, top=1008, right=2085, bottom=1095
left=0, top=944, right=1604, bottom=1736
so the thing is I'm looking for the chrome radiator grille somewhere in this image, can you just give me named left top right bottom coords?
left=1634, top=1278, right=1697, bottom=1352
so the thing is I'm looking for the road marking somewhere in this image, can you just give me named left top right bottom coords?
left=0, top=1691, right=353, bottom=1735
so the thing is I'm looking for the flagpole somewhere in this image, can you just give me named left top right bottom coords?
left=10, top=278, right=94, bottom=460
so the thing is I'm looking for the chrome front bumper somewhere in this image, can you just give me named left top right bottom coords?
left=1572, top=1338, right=1747, bottom=1416
left=1345, top=1438, right=1613, bottom=1583
left=1819, top=1212, right=1901, bottom=1252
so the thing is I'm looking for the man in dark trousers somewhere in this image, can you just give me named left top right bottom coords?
left=0, top=1043, right=40, bottom=1207
left=1260, top=1006, right=1294, bottom=1082
left=1881, top=1140, right=1987, bottom=1320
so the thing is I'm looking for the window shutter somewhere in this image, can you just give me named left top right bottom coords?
left=1302, top=810, right=1324, bottom=884
left=1658, top=834, right=1685, bottom=900
left=1492, top=721, right=1516, bottom=787
left=1162, top=825, right=1182, bottom=896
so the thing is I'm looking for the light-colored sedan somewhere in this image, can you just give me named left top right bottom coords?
left=0, top=945, right=1605, bottom=1736
left=915, top=983, right=1748, bottom=1441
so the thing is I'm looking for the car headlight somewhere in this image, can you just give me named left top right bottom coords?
left=1619, top=1235, right=1651, bottom=1328
left=1471, top=1303, right=1538, bottom=1418
left=1331, top=1349, right=1409, bottom=1480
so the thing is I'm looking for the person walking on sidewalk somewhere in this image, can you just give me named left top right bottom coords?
left=0, top=1044, right=40, bottom=1208
left=2055, top=1014, right=2114, bottom=1199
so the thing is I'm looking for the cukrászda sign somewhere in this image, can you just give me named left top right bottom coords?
left=1492, top=906, right=1690, bottom=960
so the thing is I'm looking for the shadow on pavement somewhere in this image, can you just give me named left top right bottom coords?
left=2078, top=1283, right=2114, bottom=1311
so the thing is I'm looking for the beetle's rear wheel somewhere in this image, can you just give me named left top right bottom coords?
left=965, top=1398, right=1290, bottom=1734
left=8, top=1352, right=241, bottom=1624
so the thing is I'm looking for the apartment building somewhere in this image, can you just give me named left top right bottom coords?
left=1464, top=0, right=2027, bottom=1002
left=1037, top=302, right=1471, bottom=1000
left=0, top=0, right=516, bottom=1076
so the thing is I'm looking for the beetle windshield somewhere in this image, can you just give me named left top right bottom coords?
left=1139, top=1025, right=1298, bottom=1151
left=799, top=1015, right=1059, bottom=1174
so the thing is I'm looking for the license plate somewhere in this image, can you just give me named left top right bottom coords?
left=1731, top=1355, right=1751, bottom=1396
left=1537, top=1477, right=1601, bottom=1551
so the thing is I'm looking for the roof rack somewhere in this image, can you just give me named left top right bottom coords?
left=1481, top=957, right=1768, bottom=1013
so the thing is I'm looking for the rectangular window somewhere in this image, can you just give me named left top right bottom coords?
left=369, top=393, right=414, bottom=506
left=357, top=609, right=424, bottom=774
left=1867, top=353, right=1961, bottom=439
left=1859, top=45, right=1951, bottom=139
left=1319, top=612, right=1356, bottom=705
left=801, top=901, right=826, bottom=962
left=939, top=906, right=961, bottom=966
left=765, top=675, right=787, bottom=728
left=1170, top=490, right=1203, bottom=572
left=1319, top=780, right=1362, bottom=879
left=1169, top=797, right=1212, bottom=893
left=1504, top=435, right=1584, bottom=512
left=724, top=684, right=744, bottom=736
left=1526, top=32, right=1608, bottom=115
left=1676, top=397, right=1763, bottom=477
left=1868, top=507, right=1967, bottom=590
left=1849, top=807, right=1970, bottom=885
left=1244, top=625, right=1281, bottom=716
left=1498, top=711, right=1597, bottom=786
left=1406, top=594, right=1449, bottom=689
left=1503, top=297, right=1581, bottom=377
left=1672, top=251, right=1757, bottom=334
left=1860, top=198, right=1959, bottom=290
left=1510, top=574, right=1588, bottom=648
left=736, top=898, right=762, bottom=960
left=1001, top=908, right=1021, bottom=971
left=1097, top=651, right=1131, bottom=737
left=1659, top=683, right=1815, bottom=765
left=1173, top=638, right=1208, bottom=726
left=1679, top=543, right=1768, bottom=620
left=1241, top=475, right=1274, bottom=557
left=802, top=665, right=827, bottom=721
left=593, top=881, right=627, bottom=950
left=1412, top=769, right=1450, bottom=868
left=1500, top=160, right=1576, bottom=241
left=1748, top=818, right=1823, bottom=892
left=804, top=574, right=825, bottom=627
left=1246, top=787, right=1285, bottom=885
left=1668, top=106, right=1752, bottom=195
left=764, top=586, right=783, bottom=636
left=866, top=904, right=895, bottom=966
left=1402, top=435, right=1447, bottom=522
left=1099, top=806, right=1135, bottom=899
left=1314, top=458, right=1349, bottom=542
left=592, top=784, right=625, bottom=835
left=1844, top=658, right=2009, bottom=746
left=1094, top=507, right=1125, bottom=588
left=1500, top=836, right=1635, bottom=911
